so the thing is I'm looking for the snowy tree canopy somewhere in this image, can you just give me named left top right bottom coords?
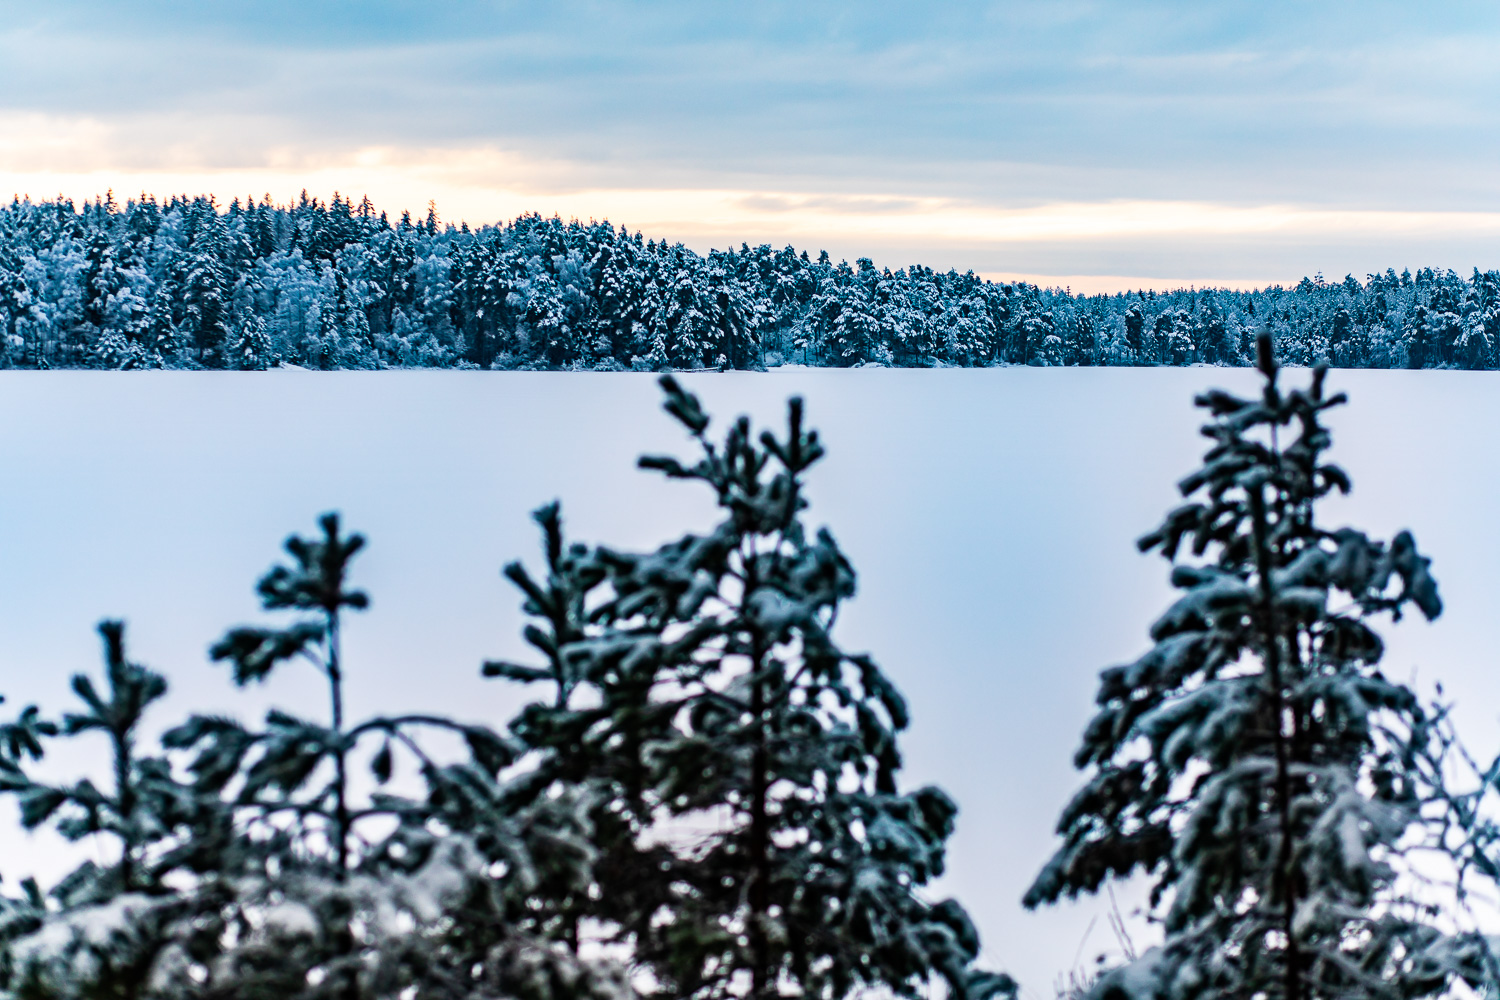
left=0, top=383, right=1014, bottom=1000
left=1025, top=333, right=1496, bottom=1000
left=0, top=193, right=1497, bottom=371
left=0, top=521, right=631, bottom=1000
left=484, top=378, right=1014, bottom=1000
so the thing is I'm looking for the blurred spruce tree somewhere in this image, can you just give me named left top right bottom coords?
left=1025, top=333, right=1492, bottom=1000
left=0, top=518, right=626, bottom=1000
left=488, top=377, right=1014, bottom=1000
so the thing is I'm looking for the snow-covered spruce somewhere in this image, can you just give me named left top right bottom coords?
left=0, top=520, right=629, bottom=1000
left=0, top=389, right=1011, bottom=1000
left=1025, top=332, right=1493, bottom=999
left=1, top=839, right=631, bottom=1000
left=487, top=377, right=1014, bottom=1000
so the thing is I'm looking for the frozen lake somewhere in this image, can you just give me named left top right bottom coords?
left=3, top=367, right=1500, bottom=997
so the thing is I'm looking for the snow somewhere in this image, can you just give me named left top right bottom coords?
left=9, top=893, right=160, bottom=985
left=3, top=366, right=1500, bottom=998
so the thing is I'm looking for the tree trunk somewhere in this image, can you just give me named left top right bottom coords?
left=748, top=640, right=770, bottom=1000
left=1251, top=484, right=1301, bottom=1000
left=113, top=730, right=135, bottom=893
left=328, top=611, right=358, bottom=1000
left=329, top=613, right=349, bottom=880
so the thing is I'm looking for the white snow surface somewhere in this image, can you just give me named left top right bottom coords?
left=3, top=367, right=1500, bottom=1000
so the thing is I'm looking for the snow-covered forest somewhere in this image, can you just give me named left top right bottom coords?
left=2, top=192, right=1498, bottom=372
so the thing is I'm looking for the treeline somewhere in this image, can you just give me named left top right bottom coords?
left=2, top=192, right=1499, bottom=371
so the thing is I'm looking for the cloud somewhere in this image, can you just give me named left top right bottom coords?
left=4, top=1, right=1500, bottom=278
left=4, top=131, right=1499, bottom=288
left=5, top=2, right=1499, bottom=193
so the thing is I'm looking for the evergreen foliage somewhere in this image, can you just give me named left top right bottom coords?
left=2, top=193, right=1498, bottom=370
left=1025, top=333, right=1493, bottom=999
left=0, top=519, right=629, bottom=1000
left=487, top=379, right=1013, bottom=1000
left=0, top=387, right=1009, bottom=1000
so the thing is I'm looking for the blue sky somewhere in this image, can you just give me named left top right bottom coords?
left=4, top=1, right=1500, bottom=285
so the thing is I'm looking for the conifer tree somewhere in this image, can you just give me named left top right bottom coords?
left=0, top=519, right=628, bottom=1000
left=0, top=623, right=219, bottom=999
left=1025, top=334, right=1489, bottom=999
left=181, top=209, right=232, bottom=368
left=228, top=275, right=274, bottom=370
left=227, top=313, right=273, bottom=370
left=198, top=512, right=371, bottom=878
left=489, top=377, right=1014, bottom=1000
left=0, top=624, right=173, bottom=899
left=142, top=275, right=182, bottom=369
left=162, top=513, right=623, bottom=1000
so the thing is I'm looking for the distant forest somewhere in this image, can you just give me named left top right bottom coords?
left=1, top=191, right=1497, bottom=371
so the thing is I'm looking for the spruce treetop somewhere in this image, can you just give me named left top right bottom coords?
left=1026, top=334, right=1486, bottom=1000
left=490, top=377, right=1013, bottom=1000
left=0, top=517, right=627, bottom=1000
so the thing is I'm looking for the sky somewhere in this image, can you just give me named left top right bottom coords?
left=3, top=1, right=1500, bottom=288
left=5, top=369, right=1500, bottom=997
